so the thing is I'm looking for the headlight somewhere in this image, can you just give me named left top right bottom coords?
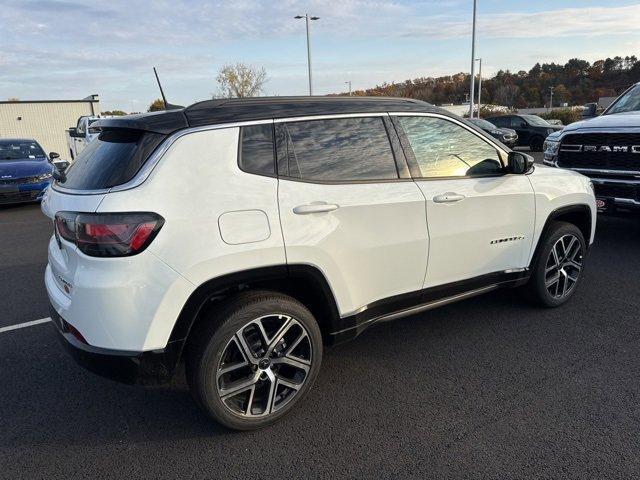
left=543, top=140, right=560, bottom=155
left=36, top=172, right=52, bottom=182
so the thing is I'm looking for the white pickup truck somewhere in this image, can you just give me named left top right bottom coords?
left=66, top=115, right=100, bottom=160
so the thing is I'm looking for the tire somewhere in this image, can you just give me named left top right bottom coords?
left=525, top=221, right=587, bottom=307
left=530, top=136, right=544, bottom=152
left=185, top=290, right=323, bottom=430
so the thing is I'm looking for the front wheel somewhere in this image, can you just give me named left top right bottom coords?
left=525, top=221, right=587, bottom=307
left=186, top=291, right=323, bottom=430
left=530, top=136, right=544, bottom=152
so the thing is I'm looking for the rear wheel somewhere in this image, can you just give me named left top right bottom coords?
left=186, top=291, right=322, bottom=430
left=525, top=221, right=586, bottom=307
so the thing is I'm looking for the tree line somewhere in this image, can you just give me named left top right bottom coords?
left=342, top=56, right=640, bottom=108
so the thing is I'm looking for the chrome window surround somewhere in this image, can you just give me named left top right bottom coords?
left=52, top=111, right=507, bottom=195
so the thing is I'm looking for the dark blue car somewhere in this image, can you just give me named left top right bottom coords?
left=0, top=138, right=55, bottom=205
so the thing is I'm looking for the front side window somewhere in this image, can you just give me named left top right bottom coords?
left=239, top=124, right=275, bottom=176
left=489, top=117, right=508, bottom=128
left=277, top=117, right=398, bottom=182
left=520, top=115, right=550, bottom=127
left=396, top=116, right=503, bottom=178
left=511, top=117, right=527, bottom=128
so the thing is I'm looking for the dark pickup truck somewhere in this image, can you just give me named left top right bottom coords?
left=544, top=82, right=640, bottom=212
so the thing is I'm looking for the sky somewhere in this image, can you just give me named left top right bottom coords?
left=1, top=0, right=640, bottom=111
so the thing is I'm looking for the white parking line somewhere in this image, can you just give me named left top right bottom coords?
left=0, top=317, right=51, bottom=334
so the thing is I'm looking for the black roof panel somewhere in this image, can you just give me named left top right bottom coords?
left=93, top=96, right=447, bottom=134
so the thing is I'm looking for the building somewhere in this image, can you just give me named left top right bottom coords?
left=0, top=95, right=101, bottom=158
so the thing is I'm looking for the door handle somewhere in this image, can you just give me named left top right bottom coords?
left=433, top=193, right=465, bottom=203
left=293, top=204, right=339, bottom=215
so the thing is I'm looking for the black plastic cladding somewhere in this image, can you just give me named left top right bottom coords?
left=92, top=97, right=453, bottom=134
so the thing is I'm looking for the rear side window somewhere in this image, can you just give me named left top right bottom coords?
left=60, top=129, right=165, bottom=190
left=239, top=124, right=275, bottom=176
left=277, top=117, right=398, bottom=182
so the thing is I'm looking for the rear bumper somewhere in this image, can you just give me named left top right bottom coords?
left=50, top=305, right=182, bottom=385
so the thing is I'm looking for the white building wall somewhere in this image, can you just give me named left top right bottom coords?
left=0, top=99, right=100, bottom=159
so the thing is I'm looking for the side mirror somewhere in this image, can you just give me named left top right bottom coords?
left=68, top=127, right=78, bottom=137
left=582, top=103, right=599, bottom=118
left=508, top=151, right=534, bottom=174
left=49, top=152, right=60, bottom=161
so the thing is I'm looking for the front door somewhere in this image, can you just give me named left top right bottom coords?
left=393, top=114, right=536, bottom=288
left=276, top=115, right=429, bottom=316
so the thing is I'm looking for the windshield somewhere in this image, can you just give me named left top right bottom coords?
left=0, top=140, right=46, bottom=160
left=470, top=118, right=498, bottom=130
left=522, top=115, right=552, bottom=127
left=605, top=84, right=640, bottom=115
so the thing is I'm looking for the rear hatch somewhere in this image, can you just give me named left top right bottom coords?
left=44, top=126, right=170, bottom=300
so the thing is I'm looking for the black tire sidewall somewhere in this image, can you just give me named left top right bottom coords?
left=189, top=292, right=323, bottom=430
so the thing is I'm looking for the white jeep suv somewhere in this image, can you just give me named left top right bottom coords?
left=43, top=97, right=596, bottom=430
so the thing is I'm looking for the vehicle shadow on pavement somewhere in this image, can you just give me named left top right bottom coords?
left=1, top=214, right=640, bottom=464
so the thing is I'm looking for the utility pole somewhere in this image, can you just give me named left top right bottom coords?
left=345, top=81, right=352, bottom=96
left=476, top=58, right=482, bottom=117
left=295, top=14, right=320, bottom=96
left=469, top=0, right=477, bottom=118
left=549, top=86, right=554, bottom=111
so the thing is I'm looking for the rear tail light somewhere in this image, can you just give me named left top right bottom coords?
left=54, top=212, right=164, bottom=257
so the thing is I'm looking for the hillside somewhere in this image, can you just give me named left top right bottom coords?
left=342, top=56, right=640, bottom=108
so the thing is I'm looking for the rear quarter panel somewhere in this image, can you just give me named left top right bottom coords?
left=96, top=126, right=286, bottom=349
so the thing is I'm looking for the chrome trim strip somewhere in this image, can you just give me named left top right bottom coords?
left=567, top=167, right=640, bottom=176
left=610, top=197, right=640, bottom=206
left=52, top=119, right=274, bottom=195
left=591, top=178, right=640, bottom=185
left=375, top=285, right=499, bottom=324
left=559, top=144, right=582, bottom=152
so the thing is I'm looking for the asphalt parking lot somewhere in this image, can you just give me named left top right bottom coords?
left=2, top=156, right=640, bottom=479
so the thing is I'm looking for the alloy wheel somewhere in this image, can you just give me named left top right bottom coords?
left=544, top=234, right=583, bottom=299
left=216, top=314, right=313, bottom=418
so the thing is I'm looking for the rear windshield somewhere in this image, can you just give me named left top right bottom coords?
left=59, top=129, right=165, bottom=190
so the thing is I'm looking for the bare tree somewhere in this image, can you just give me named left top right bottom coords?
left=215, top=63, right=267, bottom=98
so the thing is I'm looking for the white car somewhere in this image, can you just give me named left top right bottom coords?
left=43, top=97, right=596, bottom=430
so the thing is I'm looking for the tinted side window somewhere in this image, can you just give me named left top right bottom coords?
left=60, top=129, right=165, bottom=190
left=489, top=116, right=508, bottom=128
left=239, top=124, right=275, bottom=176
left=278, top=117, right=398, bottom=182
left=396, top=116, right=503, bottom=178
left=511, top=116, right=526, bottom=128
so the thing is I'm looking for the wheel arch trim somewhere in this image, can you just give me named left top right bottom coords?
left=167, top=264, right=341, bottom=347
left=529, top=203, right=592, bottom=270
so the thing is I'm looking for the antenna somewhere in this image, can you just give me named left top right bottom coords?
left=153, top=67, right=168, bottom=109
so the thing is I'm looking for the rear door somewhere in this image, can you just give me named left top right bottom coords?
left=392, top=113, right=535, bottom=288
left=276, top=114, right=429, bottom=317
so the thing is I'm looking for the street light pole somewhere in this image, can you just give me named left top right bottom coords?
left=469, top=0, right=477, bottom=118
left=295, top=14, right=320, bottom=96
left=476, top=58, right=482, bottom=117
left=345, top=81, right=352, bottom=96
